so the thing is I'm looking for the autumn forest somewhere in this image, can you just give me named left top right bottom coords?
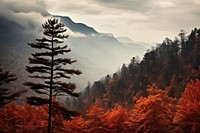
left=0, top=18, right=200, bottom=133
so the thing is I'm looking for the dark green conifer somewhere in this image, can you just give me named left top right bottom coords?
left=24, top=19, right=82, bottom=133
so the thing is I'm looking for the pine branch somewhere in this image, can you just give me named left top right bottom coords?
left=32, top=50, right=71, bottom=57
left=53, top=87, right=80, bottom=97
left=29, top=57, right=51, bottom=66
left=0, top=88, right=27, bottom=108
left=54, top=58, right=76, bottom=65
left=32, top=52, right=53, bottom=57
left=36, top=37, right=52, bottom=43
left=0, top=66, right=27, bottom=108
left=44, top=81, right=58, bottom=85
left=54, top=29, right=67, bottom=34
left=44, top=31, right=68, bottom=39
left=54, top=23, right=64, bottom=29
left=28, top=42, right=51, bottom=50
left=52, top=82, right=78, bottom=96
left=54, top=72, right=70, bottom=79
left=27, top=96, right=49, bottom=106
left=54, top=45, right=68, bottom=50
left=24, top=82, right=49, bottom=90
left=4, top=89, right=27, bottom=100
left=54, top=68, right=82, bottom=75
left=53, top=34, right=69, bottom=39
left=26, top=66, right=51, bottom=74
left=0, top=72, right=17, bottom=85
left=29, top=75, right=51, bottom=79
left=54, top=40, right=64, bottom=43
left=58, top=82, right=76, bottom=90
left=54, top=49, right=71, bottom=55
left=35, top=90, right=49, bottom=95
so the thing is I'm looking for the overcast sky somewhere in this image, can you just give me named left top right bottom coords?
left=1, top=0, right=200, bottom=43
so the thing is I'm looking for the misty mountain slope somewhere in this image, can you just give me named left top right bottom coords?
left=69, top=28, right=200, bottom=111
left=0, top=17, right=24, bottom=43
left=117, top=37, right=152, bottom=49
left=0, top=14, right=148, bottom=91
left=0, top=17, right=38, bottom=91
left=0, top=17, right=31, bottom=69
left=69, top=34, right=146, bottom=65
left=67, top=35, right=146, bottom=83
left=59, top=16, right=98, bottom=35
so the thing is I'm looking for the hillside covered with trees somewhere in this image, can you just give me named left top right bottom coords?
left=68, top=29, right=200, bottom=111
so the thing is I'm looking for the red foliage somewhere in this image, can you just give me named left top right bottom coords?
left=1, top=81, right=200, bottom=132
left=173, top=80, right=200, bottom=132
left=0, top=102, right=48, bottom=132
left=0, top=102, right=65, bottom=132
left=104, top=106, right=131, bottom=132
left=85, top=105, right=106, bottom=132
left=130, top=85, right=176, bottom=133
left=64, top=116, right=87, bottom=133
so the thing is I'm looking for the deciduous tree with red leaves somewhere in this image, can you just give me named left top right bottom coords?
left=104, top=106, right=131, bottom=132
left=173, top=80, right=200, bottom=132
left=0, top=102, right=48, bottom=132
left=130, top=84, right=176, bottom=133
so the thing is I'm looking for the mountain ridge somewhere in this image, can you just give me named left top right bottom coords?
left=58, top=16, right=98, bottom=35
left=0, top=13, right=148, bottom=92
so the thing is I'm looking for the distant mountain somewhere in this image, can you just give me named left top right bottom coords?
left=117, top=36, right=152, bottom=49
left=117, top=37, right=135, bottom=44
left=59, top=16, right=98, bottom=35
left=0, top=14, right=149, bottom=92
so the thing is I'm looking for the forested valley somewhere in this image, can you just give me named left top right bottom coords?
left=0, top=19, right=200, bottom=133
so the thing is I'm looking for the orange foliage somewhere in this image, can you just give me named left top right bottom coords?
left=64, top=105, right=107, bottom=133
left=130, top=85, right=176, bottom=133
left=85, top=105, right=106, bottom=132
left=104, top=106, right=131, bottom=132
left=0, top=102, right=66, bottom=133
left=1, top=81, right=200, bottom=132
left=64, top=105, right=132, bottom=133
left=0, top=103, right=23, bottom=132
left=173, top=80, right=200, bottom=132
left=64, top=116, right=87, bottom=133
left=0, top=102, right=48, bottom=132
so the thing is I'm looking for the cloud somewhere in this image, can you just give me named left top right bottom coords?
left=0, top=0, right=52, bottom=36
left=46, top=0, right=103, bottom=15
left=91, top=0, right=154, bottom=13
left=45, top=0, right=154, bottom=15
left=0, top=0, right=49, bottom=17
left=1, top=0, right=49, bottom=16
left=1, top=0, right=200, bottom=43
left=145, top=0, right=200, bottom=31
left=0, top=0, right=89, bottom=39
left=152, top=0, right=175, bottom=8
left=56, top=0, right=200, bottom=43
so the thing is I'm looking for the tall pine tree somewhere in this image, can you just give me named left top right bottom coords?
left=24, top=19, right=82, bottom=133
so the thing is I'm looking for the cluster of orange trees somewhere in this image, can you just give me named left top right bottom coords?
left=0, top=80, right=199, bottom=132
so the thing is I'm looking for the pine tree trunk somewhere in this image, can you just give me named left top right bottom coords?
left=48, top=35, right=54, bottom=133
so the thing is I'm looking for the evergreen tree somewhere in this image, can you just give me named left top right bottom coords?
left=24, top=19, right=82, bottom=133
left=0, top=66, right=24, bottom=108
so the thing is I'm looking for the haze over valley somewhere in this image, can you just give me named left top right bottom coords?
left=0, top=7, right=149, bottom=90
